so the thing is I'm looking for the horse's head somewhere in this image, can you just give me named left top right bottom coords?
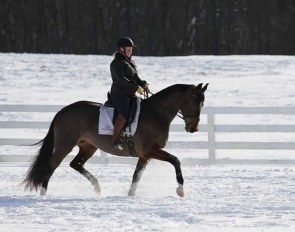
left=180, top=83, right=208, bottom=133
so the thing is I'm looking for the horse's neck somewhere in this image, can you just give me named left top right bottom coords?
left=145, top=89, right=184, bottom=123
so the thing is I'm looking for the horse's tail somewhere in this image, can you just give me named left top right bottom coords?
left=23, top=120, right=55, bottom=191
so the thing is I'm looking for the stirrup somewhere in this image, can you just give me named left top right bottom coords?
left=112, top=141, right=124, bottom=151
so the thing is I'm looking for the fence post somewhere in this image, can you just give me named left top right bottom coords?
left=207, top=107, right=216, bottom=164
left=100, top=151, right=109, bottom=164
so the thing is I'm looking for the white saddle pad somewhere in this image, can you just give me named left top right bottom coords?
left=98, top=98, right=141, bottom=136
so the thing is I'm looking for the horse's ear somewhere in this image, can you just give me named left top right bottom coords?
left=201, top=83, right=209, bottom=93
left=195, top=83, right=203, bottom=92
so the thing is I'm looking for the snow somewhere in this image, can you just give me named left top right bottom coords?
left=1, top=163, right=295, bottom=232
left=0, top=53, right=295, bottom=231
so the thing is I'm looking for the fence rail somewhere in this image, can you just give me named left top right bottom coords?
left=1, top=104, right=295, bottom=164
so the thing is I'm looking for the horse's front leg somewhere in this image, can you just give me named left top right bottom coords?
left=147, top=147, right=184, bottom=197
left=128, top=157, right=149, bottom=196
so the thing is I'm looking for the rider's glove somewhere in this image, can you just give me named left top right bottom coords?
left=136, top=86, right=144, bottom=95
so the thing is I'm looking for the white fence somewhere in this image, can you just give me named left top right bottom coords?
left=1, top=104, right=295, bottom=164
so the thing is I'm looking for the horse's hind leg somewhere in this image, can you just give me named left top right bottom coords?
left=70, top=143, right=100, bottom=194
left=128, top=157, right=149, bottom=196
left=40, top=143, right=76, bottom=196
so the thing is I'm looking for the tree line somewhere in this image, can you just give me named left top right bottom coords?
left=0, top=0, right=294, bottom=55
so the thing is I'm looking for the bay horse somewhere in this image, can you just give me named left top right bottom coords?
left=24, top=83, right=208, bottom=197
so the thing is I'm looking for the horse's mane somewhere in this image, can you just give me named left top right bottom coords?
left=144, top=84, right=192, bottom=102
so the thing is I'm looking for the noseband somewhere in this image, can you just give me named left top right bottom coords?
left=177, top=111, right=200, bottom=124
left=184, top=116, right=200, bottom=124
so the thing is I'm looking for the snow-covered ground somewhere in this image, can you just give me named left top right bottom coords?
left=0, top=53, right=295, bottom=231
left=1, top=162, right=295, bottom=232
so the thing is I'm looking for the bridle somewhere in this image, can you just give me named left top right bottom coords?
left=144, top=90, right=202, bottom=123
left=177, top=110, right=200, bottom=124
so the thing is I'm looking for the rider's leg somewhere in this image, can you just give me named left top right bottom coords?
left=112, top=114, right=127, bottom=150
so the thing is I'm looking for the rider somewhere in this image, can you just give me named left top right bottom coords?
left=110, top=36, right=149, bottom=150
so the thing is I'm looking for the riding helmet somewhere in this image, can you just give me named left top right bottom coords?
left=116, top=37, right=136, bottom=48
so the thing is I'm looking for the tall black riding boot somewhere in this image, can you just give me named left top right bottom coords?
left=112, top=114, right=127, bottom=150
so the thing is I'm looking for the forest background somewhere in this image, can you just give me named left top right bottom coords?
left=0, top=0, right=294, bottom=56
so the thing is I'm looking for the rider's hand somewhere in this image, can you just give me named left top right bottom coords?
left=143, top=84, right=150, bottom=94
left=136, top=86, right=144, bottom=95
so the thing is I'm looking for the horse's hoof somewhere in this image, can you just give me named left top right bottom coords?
left=128, top=190, right=135, bottom=196
left=128, top=184, right=137, bottom=196
left=176, top=187, right=184, bottom=197
left=40, top=187, right=47, bottom=196
left=94, top=185, right=101, bottom=195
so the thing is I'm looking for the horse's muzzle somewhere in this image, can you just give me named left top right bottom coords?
left=185, top=117, right=200, bottom=133
left=185, top=126, right=198, bottom=133
left=189, top=128, right=197, bottom=133
left=185, top=122, right=199, bottom=133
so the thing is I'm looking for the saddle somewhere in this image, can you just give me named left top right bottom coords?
left=98, top=93, right=141, bottom=156
left=104, top=92, right=138, bottom=126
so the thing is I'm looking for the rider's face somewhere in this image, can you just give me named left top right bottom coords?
left=122, top=47, right=133, bottom=58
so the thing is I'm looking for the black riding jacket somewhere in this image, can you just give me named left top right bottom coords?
left=110, top=51, right=147, bottom=97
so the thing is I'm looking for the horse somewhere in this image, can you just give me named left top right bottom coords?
left=24, top=83, right=208, bottom=197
